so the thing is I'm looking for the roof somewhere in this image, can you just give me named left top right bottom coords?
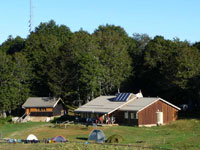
left=74, top=95, right=180, bottom=114
left=22, top=97, right=61, bottom=108
left=74, top=96, right=133, bottom=114
left=120, top=97, right=159, bottom=111
left=120, top=97, right=180, bottom=111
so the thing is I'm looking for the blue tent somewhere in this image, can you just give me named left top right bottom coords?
left=88, top=129, right=105, bottom=143
left=52, top=136, right=66, bottom=143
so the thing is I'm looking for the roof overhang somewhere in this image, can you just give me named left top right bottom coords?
left=74, top=110, right=108, bottom=114
left=53, top=97, right=63, bottom=108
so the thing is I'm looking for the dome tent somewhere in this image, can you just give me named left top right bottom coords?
left=26, top=134, right=38, bottom=141
left=106, top=134, right=124, bottom=143
left=88, top=129, right=105, bottom=143
left=52, top=136, right=67, bottom=143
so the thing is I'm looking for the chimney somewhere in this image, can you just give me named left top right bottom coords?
left=136, top=90, right=143, bottom=98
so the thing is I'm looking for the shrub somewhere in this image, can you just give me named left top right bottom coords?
left=0, top=116, right=12, bottom=124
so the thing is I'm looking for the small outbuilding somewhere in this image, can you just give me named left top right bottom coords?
left=22, top=97, right=66, bottom=122
left=88, top=129, right=105, bottom=143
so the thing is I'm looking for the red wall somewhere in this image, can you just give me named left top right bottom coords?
left=138, top=100, right=178, bottom=125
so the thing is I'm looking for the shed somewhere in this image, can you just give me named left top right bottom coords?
left=22, top=97, right=66, bottom=121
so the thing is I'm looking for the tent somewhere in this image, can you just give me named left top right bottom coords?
left=52, top=136, right=67, bottom=143
left=106, top=134, right=124, bottom=143
left=88, top=129, right=105, bottom=143
left=26, top=134, right=38, bottom=141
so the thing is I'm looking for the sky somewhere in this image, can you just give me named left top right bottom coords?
left=0, top=0, right=200, bottom=44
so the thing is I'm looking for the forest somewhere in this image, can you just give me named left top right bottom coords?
left=0, top=20, right=200, bottom=116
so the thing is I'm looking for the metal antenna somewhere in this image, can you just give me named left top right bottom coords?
left=29, top=0, right=33, bottom=33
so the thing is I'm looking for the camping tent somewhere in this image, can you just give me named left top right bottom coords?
left=88, top=129, right=105, bottom=143
left=26, top=134, right=38, bottom=141
left=52, top=136, right=67, bottom=143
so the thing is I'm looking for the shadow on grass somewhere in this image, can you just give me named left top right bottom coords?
left=76, top=137, right=88, bottom=141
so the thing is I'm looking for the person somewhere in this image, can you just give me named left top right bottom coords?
left=106, top=118, right=108, bottom=124
left=111, top=116, right=115, bottom=124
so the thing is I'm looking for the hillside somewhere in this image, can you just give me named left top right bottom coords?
left=0, top=119, right=200, bottom=149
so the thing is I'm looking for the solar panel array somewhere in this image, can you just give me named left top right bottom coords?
left=114, top=93, right=131, bottom=102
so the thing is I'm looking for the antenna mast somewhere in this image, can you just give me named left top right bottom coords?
left=29, top=0, right=33, bottom=33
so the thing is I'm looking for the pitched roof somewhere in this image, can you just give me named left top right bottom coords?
left=74, top=96, right=133, bottom=114
left=22, top=97, right=60, bottom=108
left=120, top=97, right=159, bottom=111
left=74, top=95, right=180, bottom=114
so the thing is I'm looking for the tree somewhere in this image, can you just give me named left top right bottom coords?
left=0, top=52, right=31, bottom=116
left=35, top=20, right=71, bottom=43
left=93, top=25, right=132, bottom=94
left=49, top=30, right=100, bottom=102
left=0, top=35, right=25, bottom=54
left=142, top=36, right=200, bottom=104
left=11, top=53, right=31, bottom=112
left=23, top=34, right=61, bottom=96
left=192, top=42, right=200, bottom=51
left=0, top=51, right=12, bottom=116
left=126, top=33, right=151, bottom=92
left=23, top=20, right=72, bottom=97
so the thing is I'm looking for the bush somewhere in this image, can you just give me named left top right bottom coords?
left=0, top=116, right=12, bottom=124
left=106, top=134, right=124, bottom=143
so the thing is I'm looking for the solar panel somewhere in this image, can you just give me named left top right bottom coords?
left=114, top=93, right=131, bottom=102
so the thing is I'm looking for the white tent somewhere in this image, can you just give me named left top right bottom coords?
left=26, top=134, right=38, bottom=141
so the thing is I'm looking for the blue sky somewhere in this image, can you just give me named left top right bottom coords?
left=0, top=0, right=200, bottom=44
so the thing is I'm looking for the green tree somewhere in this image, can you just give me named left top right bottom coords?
left=23, top=20, right=72, bottom=97
left=143, top=36, right=200, bottom=104
left=51, top=30, right=100, bottom=102
left=0, top=51, right=12, bottom=116
left=93, top=25, right=132, bottom=94
left=23, top=33, right=62, bottom=96
left=11, top=53, right=31, bottom=112
left=0, top=52, right=31, bottom=116
left=0, top=35, right=25, bottom=54
left=126, top=33, right=151, bottom=92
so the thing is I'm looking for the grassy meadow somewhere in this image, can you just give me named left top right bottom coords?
left=0, top=119, right=200, bottom=150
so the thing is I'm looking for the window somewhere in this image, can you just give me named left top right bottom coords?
left=131, top=113, right=134, bottom=119
left=37, top=108, right=46, bottom=112
left=124, top=112, right=128, bottom=119
left=80, top=113, right=83, bottom=118
left=136, top=113, right=138, bottom=119
left=91, top=113, right=94, bottom=118
left=131, top=112, right=138, bottom=119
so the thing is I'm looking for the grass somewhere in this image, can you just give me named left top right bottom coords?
left=0, top=122, right=50, bottom=138
left=0, top=119, right=200, bottom=150
left=0, top=143, right=149, bottom=150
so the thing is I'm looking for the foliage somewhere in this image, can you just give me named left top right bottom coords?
left=93, top=25, right=132, bottom=94
left=0, top=35, right=25, bottom=54
left=0, top=51, right=31, bottom=115
left=0, top=116, right=12, bottom=124
left=0, top=20, right=200, bottom=114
